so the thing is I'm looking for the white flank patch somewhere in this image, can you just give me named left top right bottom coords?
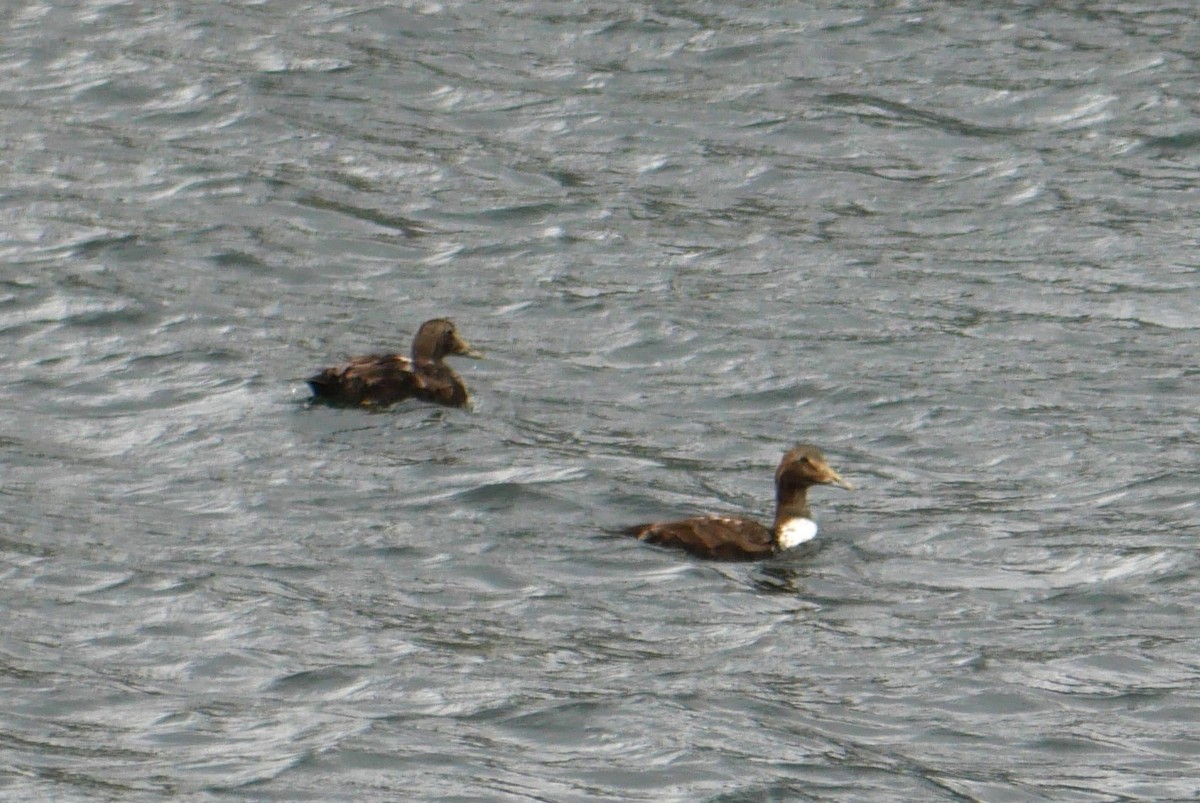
left=778, top=518, right=818, bottom=548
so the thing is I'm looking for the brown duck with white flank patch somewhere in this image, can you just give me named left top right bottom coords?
left=625, top=444, right=852, bottom=561
left=308, top=318, right=481, bottom=408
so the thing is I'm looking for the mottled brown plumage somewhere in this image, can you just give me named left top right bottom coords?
left=308, top=318, right=481, bottom=408
left=626, top=445, right=852, bottom=561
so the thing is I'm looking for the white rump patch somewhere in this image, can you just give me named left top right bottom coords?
left=777, top=517, right=818, bottom=548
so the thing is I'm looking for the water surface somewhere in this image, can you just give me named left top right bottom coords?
left=2, top=2, right=1198, bottom=800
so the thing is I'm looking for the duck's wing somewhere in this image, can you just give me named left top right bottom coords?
left=308, top=354, right=414, bottom=405
left=347, top=355, right=419, bottom=405
left=343, top=353, right=412, bottom=373
left=625, top=516, right=775, bottom=561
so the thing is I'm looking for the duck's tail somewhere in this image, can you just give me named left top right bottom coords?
left=306, top=369, right=339, bottom=400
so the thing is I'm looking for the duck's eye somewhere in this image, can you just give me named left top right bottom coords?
left=799, top=456, right=812, bottom=466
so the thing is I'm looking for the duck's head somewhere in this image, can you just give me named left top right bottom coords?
left=775, top=444, right=853, bottom=499
left=412, top=318, right=483, bottom=361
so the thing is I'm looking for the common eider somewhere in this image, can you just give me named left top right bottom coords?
left=307, top=318, right=481, bottom=408
left=625, top=444, right=852, bottom=561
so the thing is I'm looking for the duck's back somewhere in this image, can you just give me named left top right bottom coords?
left=626, top=516, right=776, bottom=561
left=308, top=354, right=417, bottom=406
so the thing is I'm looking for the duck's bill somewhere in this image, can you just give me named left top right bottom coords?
left=824, top=468, right=853, bottom=490
left=454, top=337, right=483, bottom=358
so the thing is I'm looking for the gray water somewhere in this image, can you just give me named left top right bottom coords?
left=2, top=2, right=1198, bottom=801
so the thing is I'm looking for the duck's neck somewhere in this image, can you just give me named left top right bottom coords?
left=772, top=488, right=815, bottom=548
left=774, top=487, right=812, bottom=525
left=410, top=345, right=444, bottom=364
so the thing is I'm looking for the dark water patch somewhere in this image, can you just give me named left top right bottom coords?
left=294, top=194, right=428, bottom=238
left=266, top=666, right=371, bottom=699
left=1141, top=129, right=1200, bottom=156
left=822, top=92, right=1022, bottom=138
left=63, top=232, right=144, bottom=260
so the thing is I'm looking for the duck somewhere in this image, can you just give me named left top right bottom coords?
left=307, top=318, right=481, bottom=408
left=625, top=444, right=852, bottom=561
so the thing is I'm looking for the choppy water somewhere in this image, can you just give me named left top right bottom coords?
left=3, top=2, right=1199, bottom=801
